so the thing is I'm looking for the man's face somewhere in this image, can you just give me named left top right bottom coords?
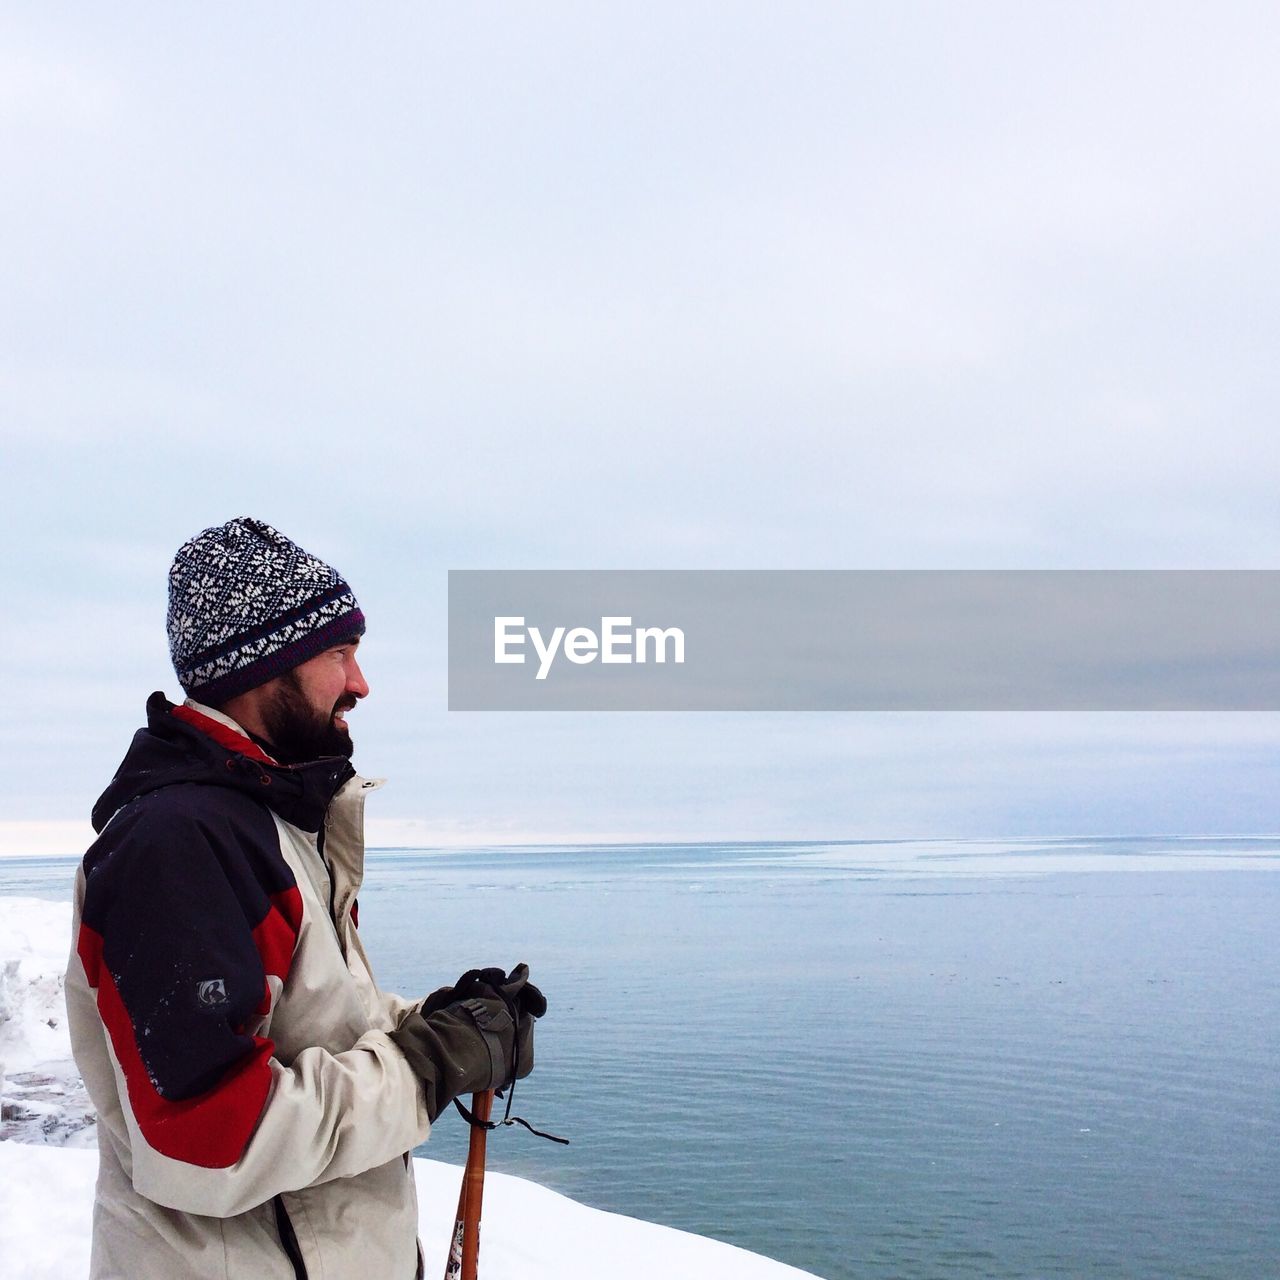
left=258, top=638, right=369, bottom=765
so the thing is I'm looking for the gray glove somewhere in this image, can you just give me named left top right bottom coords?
left=390, top=965, right=542, bottom=1122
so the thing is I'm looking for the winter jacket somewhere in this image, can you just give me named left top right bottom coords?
left=65, top=692, right=431, bottom=1279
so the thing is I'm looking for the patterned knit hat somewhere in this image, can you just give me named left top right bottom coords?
left=167, top=518, right=365, bottom=705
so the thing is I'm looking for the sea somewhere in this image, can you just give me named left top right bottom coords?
left=4, top=836, right=1278, bottom=1280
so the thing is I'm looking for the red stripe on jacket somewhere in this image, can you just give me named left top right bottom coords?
left=171, top=703, right=278, bottom=765
left=252, top=887, right=303, bottom=1014
left=77, top=923, right=276, bottom=1169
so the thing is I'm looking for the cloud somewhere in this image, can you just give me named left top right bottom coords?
left=3, top=5, right=1278, bottom=831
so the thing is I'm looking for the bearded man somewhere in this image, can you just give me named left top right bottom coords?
left=65, top=517, right=543, bottom=1280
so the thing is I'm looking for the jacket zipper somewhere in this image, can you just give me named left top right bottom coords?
left=272, top=1195, right=308, bottom=1280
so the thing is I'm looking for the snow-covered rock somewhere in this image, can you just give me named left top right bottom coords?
left=0, top=898, right=95, bottom=1147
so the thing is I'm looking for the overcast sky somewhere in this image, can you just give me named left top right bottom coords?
left=4, top=4, right=1278, bottom=844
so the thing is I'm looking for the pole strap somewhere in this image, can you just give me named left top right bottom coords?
left=453, top=1096, right=570, bottom=1145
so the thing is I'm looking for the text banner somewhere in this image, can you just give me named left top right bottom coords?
left=447, top=570, right=1280, bottom=710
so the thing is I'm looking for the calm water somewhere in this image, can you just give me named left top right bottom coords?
left=7, top=837, right=1279, bottom=1280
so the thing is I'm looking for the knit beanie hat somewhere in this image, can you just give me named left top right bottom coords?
left=167, top=517, right=365, bottom=705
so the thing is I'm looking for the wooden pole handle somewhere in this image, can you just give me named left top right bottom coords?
left=445, top=1090, right=494, bottom=1280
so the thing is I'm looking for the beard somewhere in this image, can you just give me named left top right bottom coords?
left=258, top=670, right=356, bottom=765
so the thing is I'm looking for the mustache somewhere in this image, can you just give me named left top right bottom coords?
left=332, top=695, right=359, bottom=715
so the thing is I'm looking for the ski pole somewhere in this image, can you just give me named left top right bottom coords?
left=444, top=1089, right=494, bottom=1280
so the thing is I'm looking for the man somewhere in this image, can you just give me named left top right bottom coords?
left=65, top=517, right=542, bottom=1280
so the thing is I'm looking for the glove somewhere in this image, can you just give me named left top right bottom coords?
left=390, top=964, right=544, bottom=1122
left=419, top=964, right=546, bottom=1020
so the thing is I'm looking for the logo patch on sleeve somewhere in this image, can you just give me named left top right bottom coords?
left=197, top=978, right=229, bottom=1006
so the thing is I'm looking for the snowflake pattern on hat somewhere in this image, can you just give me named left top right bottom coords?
left=167, top=517, right=365, bottom=705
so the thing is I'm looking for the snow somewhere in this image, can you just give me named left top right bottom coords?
left=0, top=899, right=95, bottom=1147
left=0, top=897, right=821, bottom=1279
left=0, top=1142, right=819, bottom=1280
left=0, top=899, right=72, bottom=1072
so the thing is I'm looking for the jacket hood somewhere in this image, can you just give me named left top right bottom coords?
left=91, top=692, right=356, bottom=835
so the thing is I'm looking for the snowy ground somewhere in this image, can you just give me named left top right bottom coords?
left=0, top=896, right=820, bottom=1280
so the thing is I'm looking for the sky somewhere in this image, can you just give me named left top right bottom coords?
left=3, top=4, right=1279, bottom=845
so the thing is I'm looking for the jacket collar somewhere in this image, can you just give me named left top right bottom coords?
left=91, top=692, right=356, bottom=835
left=176, top=698, right=279, bottom=763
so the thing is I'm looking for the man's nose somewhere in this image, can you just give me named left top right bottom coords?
left=347, top=656, right=370, bottom=699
